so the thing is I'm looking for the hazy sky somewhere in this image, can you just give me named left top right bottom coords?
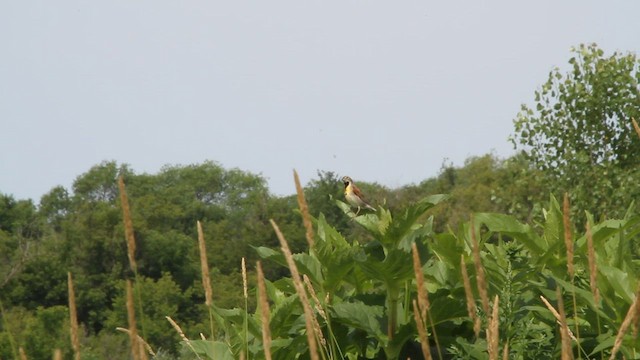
left=1, top=2, right=639, bottom=202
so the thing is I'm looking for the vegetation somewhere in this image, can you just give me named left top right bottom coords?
left=512, top=43, right=640, bottom=221
left=1, top=43, right=640, bottom=359
left=203, top=192, right=640, bottom=359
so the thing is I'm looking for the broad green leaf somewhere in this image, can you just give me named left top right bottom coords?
left=332, top=301, right=385, bottom=339
left=599, top=265, right=635, bottom=305
left=429, top=233, right=464, bottom=269
left=316, top=213, right=350, bottom=250
left=269, top=338, right=294, bottom=353
left=355, top=213, right=386, bottom=236
left=356, top=245, right=415, bottom=287
left=421, top=193, right=450, bottom=206
left=386, top=323, right=420, bottom=359
left=427, top=289, right=469, bottom=325
left=210, top=305, right=262, bottom=339
left=523, top=305, right=557, bottom=322
left=475, top=212, right=545, bottom=254
left=397, top=222, right=430, bottom=252
left=188, top=340, right=234, bottom=360
left=381, top=196, right=447, bottom=248
left=254, top=246, right=323, bottom=284
left=551, top=276, right=612, bottom=322
left=254, top=246, right=286, bottom=266
left=590, top=332, right=615, bottom=354
left=292, top=253, right=323, bottom=284
left=336, top=199, right=386, bottom=236
left=542, top=195, right=563, bottom=254
left=269, top=294, right=303, bottom=338
left=314, top=215, right=356, bottom=290
left=424, top=261, right=452, bottom=288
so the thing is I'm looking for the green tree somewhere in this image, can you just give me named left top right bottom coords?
left=3, top=160, right=286, bottom=355
left=0, top=194, right=41, bottom=290
left=396, top=154, right=544, bottom=230
left=72, top=161, right=129, bottom=203
left=24, top=306, right=71, bottom=360
left=104, top=273, right=188, bottom=355
left=305, top=171, right=350, bottom=233
left=512, top=43, right=640, bottom=220
left=39, top=186, right=71, bottom=232
left=129, top=161, right=273, bottom=277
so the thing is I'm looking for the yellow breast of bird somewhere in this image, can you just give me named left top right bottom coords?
left=344, top=184, right=353, bottom=196
left=345, top=186, right=364, bottom=206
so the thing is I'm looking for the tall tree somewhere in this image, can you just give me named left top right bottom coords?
left=0, top=194, right=41, bottom=289
left=512, top=43, right=640, bottom=219
left=305, top=171, right=350, bottom=233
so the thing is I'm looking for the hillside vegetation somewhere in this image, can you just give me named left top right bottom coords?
left=1, top=43, right=640, bottom=359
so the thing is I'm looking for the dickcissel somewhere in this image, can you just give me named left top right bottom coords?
left=341, top=176, right=376, bottom=216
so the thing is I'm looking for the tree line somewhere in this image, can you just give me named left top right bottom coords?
left=1, top=43, right=639, bottom=359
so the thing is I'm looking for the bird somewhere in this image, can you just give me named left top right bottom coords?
left=341, top=176, right=376, bottom=216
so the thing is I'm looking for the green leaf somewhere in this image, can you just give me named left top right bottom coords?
left=356, top=211, right=388, bottom=237
left=475, top=212, right=546, bottom=255
left=427, top=289, right=469, bottom=325
left=254, top=246, right=323, bottom=284
left=382, top=196, right=447, bottom=249
left=254, top=246, right=285, bottom=264
left=599, top=264, right=635, bottom=304
left=332, top=301, right=385, bottom=339
left=269, top=338, right=295, bottom=353
left=314, top=214, right=356, bottom=291
left=292, top=253, right=323, bottom=284
left=269, top=294, right=303, bottom=338
left=542, top=195, right=563, bottom=253
left=429, top=233, right=464, bottom=270
left=590, top=333, right=615, bottom=354
left=189, top=340, right=234, bottom=360
left=356, top=244, right=414, bottom=287
left=551, top=276, right=612, bottom=323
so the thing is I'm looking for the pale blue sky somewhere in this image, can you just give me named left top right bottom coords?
left=1, top=1, right=639, bottom=201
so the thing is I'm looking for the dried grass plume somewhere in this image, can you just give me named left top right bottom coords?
left=470, top=219, right=490, bottom=314
left=632, top=117, right=640, bottom=139
left=166, top=316, right=202, bottom=360
left=270, top=219, right=319, bottom=360
left=412, top=299, right=432, bottom=360
left=197, top=221, right=213, bottom=307
left=118, top=176, right=137, bottom=272
left=461, top=255, right=481, bottom=337
left=609, top=287, right=640, bottom=360
left=562, top=193, right=574, bottom=278
left=585, top=221, right=600, bottom=304
left=554, top=288, right=574, bottom=360
left=487, top=295, right=500, bottom=360
left=294, top=170, right=314, bottom=247
left=115, top=328, right=156, bottom=357
left=241, top=257, right=248, bottom=300
left=126, top=280, right=141, bottom=360
left=257, top=262, right=272, bottom=360
left=412, top=243, right=430, bottom=320
left=67, top=272, right=81, bottom=360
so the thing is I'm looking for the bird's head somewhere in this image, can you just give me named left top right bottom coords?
left=341, top=176, right=353, bottom=186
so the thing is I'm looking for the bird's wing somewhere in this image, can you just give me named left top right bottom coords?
left=352, top=184, right=364, bottom=198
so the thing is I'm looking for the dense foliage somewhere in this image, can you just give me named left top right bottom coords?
left=1, top=43, right=640, bottom=359
left=203, top=194, right=640, bottom=359
left=1, top=156, right=541, bottom=359
left=512, top=43, right=640, bottom=221
left=2, top=154, right=639, bottom=359
left=0, top=161, right=305, bottom=359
